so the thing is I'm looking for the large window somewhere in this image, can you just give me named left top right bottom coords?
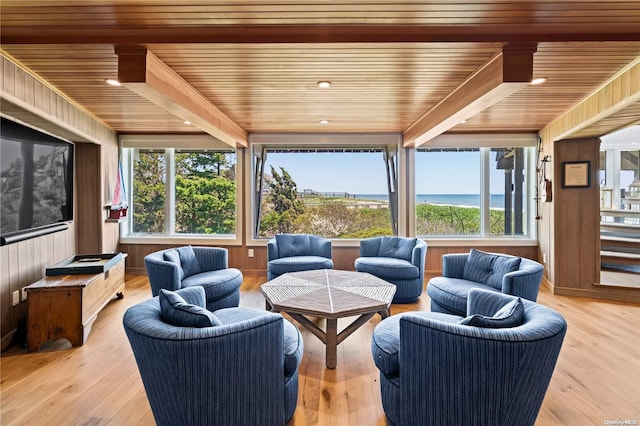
left=251, top=134, right=402, bottom=240
left=123, top=140, right=238, bottom=239
left=415, top=139, right=534, bottom=238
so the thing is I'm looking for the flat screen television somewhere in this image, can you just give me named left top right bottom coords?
left=0, top=117, right=74, bottom=245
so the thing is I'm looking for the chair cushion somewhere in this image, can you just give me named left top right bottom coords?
left=275, top=234, right=312, bottom=258
left=268, top=256, right=333, bottom=276
left=378, top=236, right=416, bottom=261
left=355, top=257, right=419, bottom=280
left=372, top=312, right=461, bottom=377
left=159, top=289, right=222, bottom=327
left=181, top=268, right=243, bottom=300
left=163, top=249, right=184, bottom=280
left=427, top=277, right=498, bottom=316
left=177, top=245, right=202, bottom=278
left=462, top=249, right=521, bottom=289
left=459, top=297, right=525, bottom=328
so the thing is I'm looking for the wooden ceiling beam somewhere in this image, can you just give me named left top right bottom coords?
left=403, top=43, right=537, bottom=148
left=116, top=45, right=247, bottom=148
left=3, top=25, right=640, bottom=44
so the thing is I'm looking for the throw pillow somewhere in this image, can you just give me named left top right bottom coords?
left=275, top=234, right=312, bottom=258
left=462, top=248, right=495, bottom=283
left=459, top=297, right=525, bottom=328
left=462, top=249, right=521, bottom=288
left=159, top=289, right=222, bottom=327
left=177, top=245, right=202, bottom=278
left=163, top=249, right=184, bottom=280
left=378, top=236, right=417, bottom=261
left=485, top=255, right=522, bottom=288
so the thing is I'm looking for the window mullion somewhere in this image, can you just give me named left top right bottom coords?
left=166, top=148, right=176, bottom=235
left=480, top=148, right=491, bottom=237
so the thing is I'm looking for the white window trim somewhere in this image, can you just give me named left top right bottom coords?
left=119, top=135, right=243, bottom=245
left=415, top=136, right=538, bottom=241
left=246, top=132, right=404, bottom=245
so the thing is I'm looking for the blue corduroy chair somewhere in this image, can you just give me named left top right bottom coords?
left=427, top=249, right=544, bottom=316
left=354, top=236, right=427, bottom=303
left=267, top=233, right=333, bottom=280
left=123, top=287, right=304, bottom=426
left=371, top=289, right=567, bottom=426
left=144, top=245, right=242, bottom=311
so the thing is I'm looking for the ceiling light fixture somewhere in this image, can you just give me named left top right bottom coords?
left=317, top=81, right=332, bottom=89
left=319, top=120, right=329, bottom=124
left=530, top=77, right=548, bottom=85
left=183, top=120, right=192, bottom=125
left=105, top=78, right=121, bottom=86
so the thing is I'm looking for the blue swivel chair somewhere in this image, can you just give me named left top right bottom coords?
left=371, top=289, right=567, bottom=426
left=144, top=245, right=242, bottom=311
left=427, top=248, right=544, bottom=316
left=123, top=286, right=304, bottom=426
left=354, top=236, right=427, bottom=303
left=267, top=233, right=333, bottom=280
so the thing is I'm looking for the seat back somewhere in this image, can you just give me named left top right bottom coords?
left=123, top=298, right=288, bottom=426
left=398, top=296, right=566, bottom=426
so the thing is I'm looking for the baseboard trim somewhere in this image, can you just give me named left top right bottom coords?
left=553, top=286, right=640, bottom=303
left=1, top=329, right=16, bottom=353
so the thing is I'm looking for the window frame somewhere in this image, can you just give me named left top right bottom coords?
left=246, top=133, right=406, bottom=246
left=412, top=133, right=538, bottom=243
left=119, top=134, right=242, bottom=245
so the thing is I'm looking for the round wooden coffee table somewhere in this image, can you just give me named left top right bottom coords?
left=261, top=269, right=396, bottom=368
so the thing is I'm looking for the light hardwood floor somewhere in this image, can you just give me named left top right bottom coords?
left=1, top=274, right=638, bottom=425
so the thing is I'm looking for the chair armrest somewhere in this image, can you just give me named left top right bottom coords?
left=267, top=238, right=279, bottom=261
left=442, top=253, right=468, bottom=278
left=411, top=240, right=427, bottom=277
left=310, top=235, right=332, bottom=258
left=193, top=246, right=228, bottom=271
left=360, top=237, right=382, bottom=257
left=144, top=254, right=182, bottom=296
left=501, top=259, right=544, bottom=301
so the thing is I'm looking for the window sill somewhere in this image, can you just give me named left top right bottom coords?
left=120, top=235, right=242, bottom=246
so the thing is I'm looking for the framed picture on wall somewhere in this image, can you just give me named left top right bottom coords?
left=562, top=161, right=591, bottom=188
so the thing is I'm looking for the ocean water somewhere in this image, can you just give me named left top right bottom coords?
left=356, top=194, right=507, bottom=209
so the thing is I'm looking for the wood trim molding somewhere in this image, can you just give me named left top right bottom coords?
left=552, top=286, right=640, bottom=303
left=4, top=25, right=640, bottom=45
left=542, top=58, right=640, bottom=141
left=115, top=45, right=248, bottom=148
left=403, top=43, right=536, bottom=147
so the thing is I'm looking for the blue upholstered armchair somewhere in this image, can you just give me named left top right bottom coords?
left=267, top=233, right=333, bottom=280
left=144, top=245, right=242, bottom=311
left=427, top=249, right=544, bottom=316
left=123, top=287, right=303, bottom=426
left=371, top=289, right=567, bottom=426
left=354, top=236, right=427, bottom=303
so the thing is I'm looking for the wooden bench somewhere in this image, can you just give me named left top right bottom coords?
left=25, top=254, right=126, bottom=352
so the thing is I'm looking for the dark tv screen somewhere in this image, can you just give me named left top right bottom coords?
left=0, top=117, right=74, bottom=237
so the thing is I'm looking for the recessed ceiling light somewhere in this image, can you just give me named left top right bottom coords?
left=530, top=77, right=547, bottom=85
left=319, top=120, right=329, bottom=124
left=183, top=120, right=192, bottom=125
left=105, top=78, right=121, bottom=86
left=317, top=81, right=332, bottom=89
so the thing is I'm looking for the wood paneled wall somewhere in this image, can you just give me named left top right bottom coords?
left=539, top=59, right=640, bottom=303
left=553, top=138, right=601, bottom=289
left=120, top=243, right=538, bottom=278
left=0, top=54, right=120, bottom=350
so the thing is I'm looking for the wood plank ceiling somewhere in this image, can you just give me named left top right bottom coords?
left=2, top=1, right=640, bottom=146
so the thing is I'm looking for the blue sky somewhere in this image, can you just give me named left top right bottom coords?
left=264, top=151, right=505, bottom=194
